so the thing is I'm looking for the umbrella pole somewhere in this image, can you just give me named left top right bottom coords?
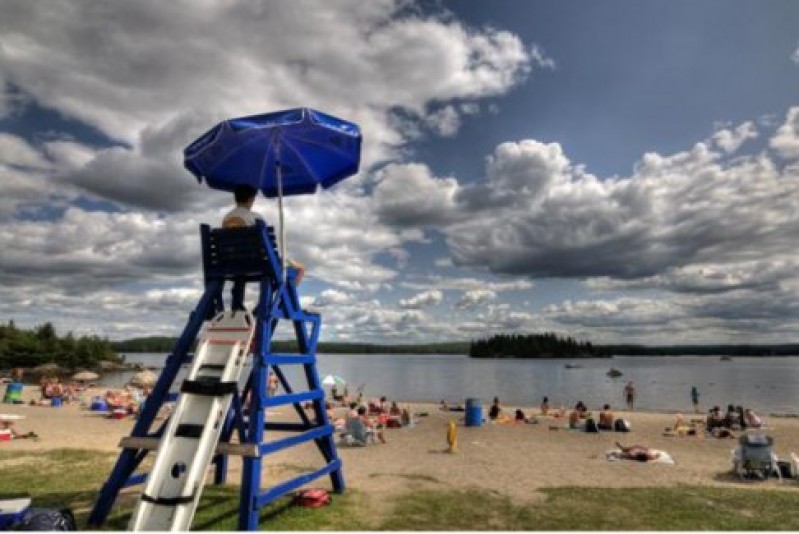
left=276, top=149, right=286, bottom=282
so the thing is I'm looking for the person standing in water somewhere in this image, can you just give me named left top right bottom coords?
left=623, top=381, right=635, bottom=411
left=690, top=386, right=700, bottom=413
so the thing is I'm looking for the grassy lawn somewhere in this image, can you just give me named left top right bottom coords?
left=2, top=449, right=799, bottom=530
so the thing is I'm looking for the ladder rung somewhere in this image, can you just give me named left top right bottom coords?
left=119, top=437, right=259, bottom=457
left=259, top=425, right=333, bottom=455
left=255, top=459, right=341, bottom=508
left=264, top=354, right=315, bottom=365
left=262, top=390, right=323, bottom=408
left=181, top=378, right=238, bottom=396
left=141, top=493, right=194, bottom=507
left=175, top=424, right=204, bottom=438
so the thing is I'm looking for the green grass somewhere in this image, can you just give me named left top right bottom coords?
left=379, top=486, right=799, bottom=530
left=3, top=449, right=799, bottom=530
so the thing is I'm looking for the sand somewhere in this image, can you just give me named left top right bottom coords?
left=2, top=388, right=798, bottom=512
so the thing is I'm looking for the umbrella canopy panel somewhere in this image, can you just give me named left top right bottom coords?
left=184, top=107, right=362, bottom=198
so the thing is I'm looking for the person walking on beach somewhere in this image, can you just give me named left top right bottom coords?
left=623, top=381, right=635, bottom=411
left=690, top=386, right=700, bottom=413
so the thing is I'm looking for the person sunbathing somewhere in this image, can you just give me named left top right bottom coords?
left=744, top=408, right=763, bottom=429
left=598, top=404, right=614, bottom=430
left=615, top=442, right=661, bottom=462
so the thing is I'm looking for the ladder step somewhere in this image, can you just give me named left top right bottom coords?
left=255, top=459, right=342, bottom=508
left=199, top=364, right=226, bottom=371
left=264, top=354, right=315, bottom=365
left=119, top=437, right=259, bottom=457
left=141, top=494, right=195, bottom=507
left=175, top=424, right=204, bottom=439
left=262, top=390, right=323, bottom=408
left=181, top=378, right=238, bottom=396
left=259, top=425, right=333, bottom=455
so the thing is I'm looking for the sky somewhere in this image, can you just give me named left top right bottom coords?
left=1, top=0, right=799, bottom=345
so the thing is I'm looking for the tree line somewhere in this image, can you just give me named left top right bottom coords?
left=0, top=320, right=120, bottom=369
left=112, top=336, right=470, bottom=355
left=469, top=333, right=606, bottom=359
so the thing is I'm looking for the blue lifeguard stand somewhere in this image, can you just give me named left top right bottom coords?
left=88, top=220, right=344, bottom=530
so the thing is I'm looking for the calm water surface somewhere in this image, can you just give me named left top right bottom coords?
left=106, top=353, right=799, bottom=414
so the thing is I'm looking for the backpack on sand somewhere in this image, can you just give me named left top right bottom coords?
left=614, top=418, right=631, bottom=432
left=584, top=418, right=599, bottom=433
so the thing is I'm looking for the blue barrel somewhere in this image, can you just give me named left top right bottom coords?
left=91, top=399, right=108, bottom=412
left=3, top=383, right=23, bottom=404
left=51, top=396, right=63, bottom=407
left=465, top=397, right=483, bottom=427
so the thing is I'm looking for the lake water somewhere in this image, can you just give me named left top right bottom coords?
left=105, top=353, right=799, bottom=415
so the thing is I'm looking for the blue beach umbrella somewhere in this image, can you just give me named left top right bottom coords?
left=184, top=107, right=362, bottom=272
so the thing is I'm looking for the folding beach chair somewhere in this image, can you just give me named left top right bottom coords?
left=733, top=434, right=781, bottom=481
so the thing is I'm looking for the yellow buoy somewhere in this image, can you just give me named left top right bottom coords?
left=447, top=420, right=458, bottom=453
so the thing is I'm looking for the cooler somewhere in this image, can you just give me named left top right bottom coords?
left=465, top=397, right=483, bottom=427
left=50, top=396, right=63, bottom=407
left=0, top=498, right=31, bottom=530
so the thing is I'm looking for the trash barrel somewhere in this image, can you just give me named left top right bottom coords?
left=2, top=383, right=23, bottom=404
left=465, top=397, right=483, bottom=427
left=90, top=398, right=108, bottom=412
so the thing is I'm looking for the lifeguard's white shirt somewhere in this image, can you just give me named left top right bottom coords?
left=222, top=206, right=263, bottom=228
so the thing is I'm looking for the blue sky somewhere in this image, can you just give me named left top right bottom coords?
left=1, top=1, right=798, bottom=345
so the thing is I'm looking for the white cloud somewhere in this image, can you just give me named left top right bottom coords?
left=374, top=163, right=461, bottom=226
left=770, top=106, right=799, bottom=159
left=455, top=289, right=497, bottom=309
left=792, top=43, right=799, bottom=64
left=399, top=289, right=443, bottom=309
left=312, top=289, right=352, bottom=308
left=711, top=121, right=757, bottom=153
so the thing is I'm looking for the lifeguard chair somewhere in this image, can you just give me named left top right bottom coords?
left=88, top=220, right=344, bottom=531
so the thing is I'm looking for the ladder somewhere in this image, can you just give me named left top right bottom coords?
left=128, top=311, right=254, bottom=531
left=88, top=220, right=344, bottom=531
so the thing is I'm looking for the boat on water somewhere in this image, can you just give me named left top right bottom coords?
left=720, top=356, right=733, bottom=361
left=564, top=363, right=583, bottom=369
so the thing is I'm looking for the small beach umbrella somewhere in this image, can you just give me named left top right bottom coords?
left=184, top=107, right=362, bottom=277
left=72, top=370, right=99, bottom=382
left=321, top=374, right=346, bottom=387
left=31, top=363, right=61, bottom=374
left=128, top=370, right=157, bottom=388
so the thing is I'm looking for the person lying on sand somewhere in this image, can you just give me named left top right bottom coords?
left=615, top=442, right=661, bottom=462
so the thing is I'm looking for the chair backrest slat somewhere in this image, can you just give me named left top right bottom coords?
left=201, top=223, right=281, bottom=282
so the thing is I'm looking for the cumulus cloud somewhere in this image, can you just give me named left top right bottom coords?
left=711, top=121, right=757, bottom=153
left=374, top=163, right=461, bottom=226
left=792, top=43, right=799, bottom=64
left=770, top=107, right=799, bottom=159
left=0, top=2, right=545, bottom=340
left=399, top=289, right=443, bottom=309
left=379, top=116, right=799, bottom=283
left=312, top=289, right=352, bottom=308
left=455, top=289, right=497, bottom=309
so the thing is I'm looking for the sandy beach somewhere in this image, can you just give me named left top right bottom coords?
left=2, top=388, right=798, bottom=514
